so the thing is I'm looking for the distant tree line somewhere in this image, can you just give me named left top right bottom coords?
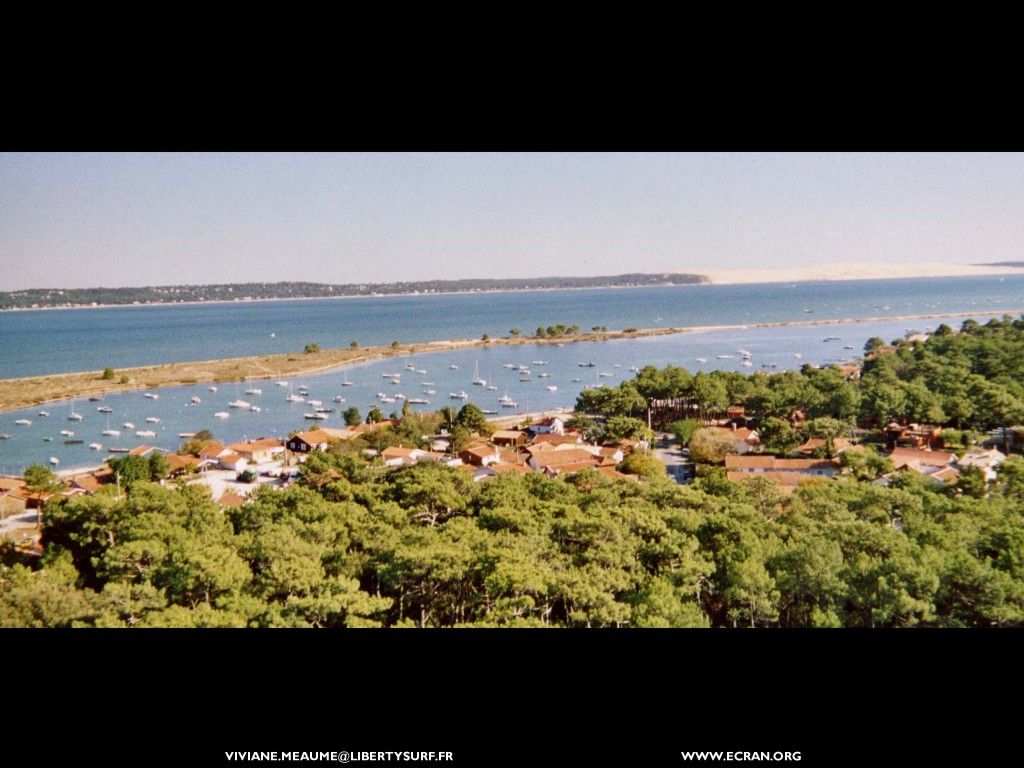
left=0, top=274, right=708, bottom=310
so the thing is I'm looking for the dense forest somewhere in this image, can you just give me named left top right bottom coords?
left=0, top=273, right=707, bottom=310
left=2, top=316, right=1024, bottom=628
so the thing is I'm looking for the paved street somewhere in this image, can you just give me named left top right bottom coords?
left=652, top=432, right=692, bottom=483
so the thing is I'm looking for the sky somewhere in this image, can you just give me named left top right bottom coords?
left=2, top=152, right=1023, bottom=290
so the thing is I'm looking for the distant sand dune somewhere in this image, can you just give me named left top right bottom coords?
left=696, top=261, right=1024, bottom=285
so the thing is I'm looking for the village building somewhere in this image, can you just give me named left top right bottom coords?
left=459, top=443, right=501, bottom=467
left=957, top=447, right=1007, bottom=481
left=724, top=455, right=839, bottom=478
left=526, top=416, right=565, bottom=436
left=286, top=429, right=346, bottom=453
left=491, top=429, right=528, bottom=447
left=795, top=437, right=853, bottom=456
left=225, top=438, right=285, bottom=464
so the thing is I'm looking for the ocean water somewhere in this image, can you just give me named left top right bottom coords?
left=0, top=313, right=1000, bottom=474
left=1, top=275, right=1023, bottom=379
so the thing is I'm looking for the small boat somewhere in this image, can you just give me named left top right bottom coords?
left=533, top=360, right=547, bottom=366
left=843, top=345, right=855, bottom=350
left=793, top=353, right=803, bottom=359
left=144, top=393, right=159, bottom=399
left=742, top=360, right=753, bottom=367
left=472, top=360, right=486, bottom=386
left=59, top=429, right=74, bottom=436
left=276, top=381, right=289, bottom=387
left=209, top=385, right=218, bottom=392
left=0, top=433, right=11, bottom=440
left=695, top=358, right=707, bottom=363
left=145, top=417, right=161, bottom=423
left=332, top=396, right=346, bottom=403
left=598, top=372, right=614, bottom=378
left=136, top=430, right=157, bottom=437
left=613, top=364, right=622, bottom=368
left=379, top=397, right=396, bottom=404
left=424, top=389, right=436, bottom=395
left=108, top=447, right=131, bottom=453
left=43, top=437, right=52, bottom=442
left=449, top=364, right=459, bottom=370
left=518, top=376, right=532, bottom=382
left=304, top=412, right=329, bottom=420
left=286, top=394, right=305, bottom=402
left=49, top=457, right=60, bottom=465
left=37, top=410, right=49, bottom=417
left=123, top=422, right=135, bottom=429
left=500, top=401, right=518, bottom=408
left=382, top=373, right=401, bottom=379
left=502, top=363, right=516, bottom=369
left=546, top=385, right=558, bottom=391
left=341, top=380, right=354, bottom=387
left=404, top=362, right=416, bottom=370
left=250, top=405, right=262, bottom=412
left=214, top=412, right=230, bottom=419
left=97, top=406, right=114, bottom=413
left=629, top=366, right=640, bottom=373
left=15, top=418, right=32, bottom=426
left=572, top=378, right=582, bottom=383
left=823, top=336, right=841, bottom=342
left=315, top=407, right=333, bottom=413
left=65, top=438, right=86, bottom=445
left=178, top=432, right=197, bottom=438
left=415, top=368, right=427, bottom=375
left=68, top=412, right=84, bottom=421
left=307, top=400, right=323, bottom=407
left=407, top=398, right=430, bottom=404
left=421, top=381, right=435, bottom=386
left=499, top=394, right=516, bottom=404
left=538, top=373, right=551, bottom=378
left=88, top=396, right=104, bottom=402
left=244, top=388, right=263, bottom=395
left=737, top=349, right=752, bottom=357
left=481, top=409, right=499, bottom=415
left=450, top=391, right=469, bottom=399
left=394, top=394, right=406, bottom=400
left=270, top=332, right=276, bottom=337
left=89, top=442, right=103, bottom=450
left=578, top=362, right=596, bottom=368
left=716, top=354, right=734, bottom=360
left=191, top=396, right=202, bottom=404
left=486, top=385, right=498, bottom=391
left=228, top=400, right=250, bottom=408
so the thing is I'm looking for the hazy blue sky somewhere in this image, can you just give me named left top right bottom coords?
left=2, top=153, right=1023, bottom=289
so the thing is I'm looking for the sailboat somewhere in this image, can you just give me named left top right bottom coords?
left=102, top=414, right=120, bottom=437
left=340, top=367, right=354, bottom=387
left=285, top=383, right=304, bottom=402
left=68, top=399, right=83, bottom=421
left=472, top=360, right=486, bottom=386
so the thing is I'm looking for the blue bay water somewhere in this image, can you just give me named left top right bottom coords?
left=0, top=313, right=1004, bottom=474
left=2, top=275, right=1023, bottom=378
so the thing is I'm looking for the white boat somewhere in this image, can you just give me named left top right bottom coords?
left=502, top=363, right=516, bottom=369
left=276, top=381, right=289, bottom=387
left=572, top=378, right=582, bottom=383
left=122, top=422, right=135, bottom=429
left=405, top=362, right=416, bottom=370
left=97, top=406, right=113, bottom=413
left=102, top=429, right=121, bottom=437
left=742, top=360, right=753, bottom=367
left=716, top=354, right=734, bottom=360
left=737, top=349, right=752, bottom=356
left=332, top=396, right=346, bottom=403
left=546, top=385, right=558, bottom=391
left=307, top=400, right=323, bottom=407
left=178, top=432, right=196, bottom=438
left=68, top=411, right=84, bottom=421
left=500, top=400, right=518, bottom=408
left=209, top=385, right=218, bottom=392
left=499, top=393, right=515, bottom=404
left=304, top=412, right=329, bottom=420
left=421, top=381, right=435, bottom=386
left=450, top=391, right=468, bottom=399
left=60, top=429, right=74, bottom=436
left=341, top=380, right=354, bottom=387
left=424, top=389, right=436, bottom=395
left=519, top=376, right=532, bottom=382
left=37, top=410, right=49, bottom=417
left=49, top=456, right=59, bottom=465
left=214, top=412, right=230, bottom=419
left=415, top=369, right=427, bottom=375
left=89, top=442, right=103, bottom=450
left=794, top=353, right=803, bottom=359
left=538, top=373, right=551, bottom=378
left=613, top=363, right=622, bottom=368
left=407, top=398, right=430, bottom=404
left=486, top=385, right=498, bottom=391
left=144, top=393, right=159, bottom=399
left=481, top=409, right=499, bottom=415
left=379, top=397, right=396, bottom=404
left=191, top=396, right=202, bottom=404
left=136, top=430, right=156, bottom=437
left=244, top=388, right=263, bottom=396
left=695, top=357, right=707, bottom=363
left=145, top=417, right=161, bottom=423
left=394, top=394, right=406, bottom=400
left=382, top=373, right=401, bottom=379
left=286, top=394, right=305, bottom=402
left=15, top=418, right=32, bottom=426
left=533, top=360, right=547, bottom=365
left=629, top=366, right=640, bottom=373
left=472, top=360, right=486, bottom=386
left=449, top=364, right=458, bottom=370
left=228, top=399, right=251, bottom=408
left=250, top=405, right=262, bottom=412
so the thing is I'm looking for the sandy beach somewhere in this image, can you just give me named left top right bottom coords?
left=698, top=261, right=1024, bottom=285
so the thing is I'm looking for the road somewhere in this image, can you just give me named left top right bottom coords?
left=652, top=432, right=693, bottom=483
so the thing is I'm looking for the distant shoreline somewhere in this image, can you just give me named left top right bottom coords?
left=3, top=265, right=1024, bottom=312
left=1, top=308, right=1020, bottom=414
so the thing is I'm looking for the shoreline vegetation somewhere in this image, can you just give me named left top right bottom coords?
left=0, top=274, right=707, bottom=312
left=2, top=308, right=1021, bottom=413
